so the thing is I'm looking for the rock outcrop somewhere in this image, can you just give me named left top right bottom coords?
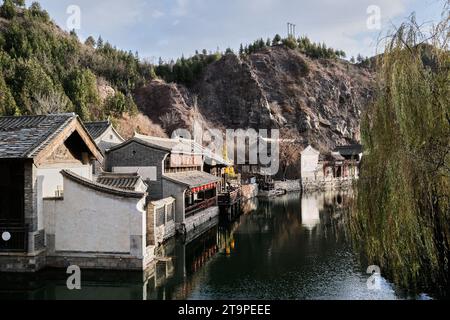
left=134, top=46, right=375, bottom=152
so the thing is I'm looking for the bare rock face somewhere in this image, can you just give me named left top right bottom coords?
left=97, top=81, right=115, bottom=103
left=134, top=46, right=375, bottom=151
left=195, top=53, right=275, bottom=129
left=134, top=79, right=196, bottom=134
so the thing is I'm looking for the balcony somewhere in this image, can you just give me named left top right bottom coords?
left=0, top=225, right=28, bottom=253
left=185, top=197, right=217, bottom=218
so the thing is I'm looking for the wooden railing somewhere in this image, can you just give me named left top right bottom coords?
left=0, top=225, right=28, bottom=253
left=185, top=197, right=217, bottom=218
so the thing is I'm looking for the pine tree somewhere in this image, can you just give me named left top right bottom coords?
left=272, top=34, right=282, bottom=45
left=97, top=36, right=104, bottom=49
left=0, top=72, right=18, bottom=115
left=0, top=0, right=16, bottom=19
left=84, top=36, right=96, bottom=48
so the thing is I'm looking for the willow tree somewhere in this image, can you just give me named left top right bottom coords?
left=351, top=6, right=450, bottom=295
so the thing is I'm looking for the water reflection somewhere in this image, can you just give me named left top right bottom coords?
left=0, top=191, right=430, bottom=300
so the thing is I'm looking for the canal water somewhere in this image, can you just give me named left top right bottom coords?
left=0, top=192, right=432, bottom=300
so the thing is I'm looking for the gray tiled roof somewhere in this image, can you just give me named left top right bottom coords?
left=334, top=144, right=363, bottom=156
left=62, top=170, right=145, bottom=198
left=163, top=171, right=221, bottom=188
left=0, top=113, right=76, bottom=159
left=134, top=133, right=204, bottom=154
left=84, top=121, right=111, bottom=140
left=96, top=173, right=144, bottom=191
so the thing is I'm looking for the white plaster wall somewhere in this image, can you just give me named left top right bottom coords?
left=162, top=179, right=186, bottom=224
left=53, top=177, right=146, bottom=255
left=301, top=153, right=319, bottom=181
left=113, top=166, right=157, bottom=181
left=98, top=127, right=123, bottom=145
left=37, top=164, right=92, bottom=198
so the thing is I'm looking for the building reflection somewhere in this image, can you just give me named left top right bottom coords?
left=0, top=191, right=354, bottom=300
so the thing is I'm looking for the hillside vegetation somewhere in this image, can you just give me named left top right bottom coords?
left=0, top=0, right=152, bottom=121
left=1, top=1, right=375, bottom=157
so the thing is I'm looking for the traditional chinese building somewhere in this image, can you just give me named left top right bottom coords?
left=300, top=144, right=363, bottom=192
left=0, top=113, right=103, bottom=271
left=105, top=134, right=221, bottom=235
left=85, top=120, right=124, bottom=175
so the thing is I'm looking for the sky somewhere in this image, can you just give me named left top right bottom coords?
left=26, top=0, right=446, bottom=63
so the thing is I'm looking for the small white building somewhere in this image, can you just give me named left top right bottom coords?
left=85, top=120, right=124, bottom=175
left=300, top=145, right=322, bottom=181
left=44, top=170, right=153, bottom=270
left=0, top=113, right=103, bottom=272
left=43, top=170, right=179, bottom=271
left=0, top=114, right=175, bottom=272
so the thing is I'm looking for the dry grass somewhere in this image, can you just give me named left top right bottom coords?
left=115, top=112, right=167, bottom=139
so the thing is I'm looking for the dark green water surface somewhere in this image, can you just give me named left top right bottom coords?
left=0, top=192, right=433, bottom=300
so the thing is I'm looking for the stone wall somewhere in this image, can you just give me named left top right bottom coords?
left=46, top=254, right=145, bottom=271
left=0, top=251, right=46, bottom=272
left=24, top=161, right=37, bottom=234
left=182, top=206, right=219, bottom=235
left=148, top=197, right=177, bottom=246
left=302, top=178, right=354, bottom=193
left=274, top=180, right=301, bottom=192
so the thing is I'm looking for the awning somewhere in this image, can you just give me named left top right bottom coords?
left=163, top=171, right=221, bottom=188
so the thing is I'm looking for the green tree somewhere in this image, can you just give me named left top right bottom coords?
left=356, top=53, right=364, bottom=63
left=28, top=2, right=49, bottom=21
left=239, top=43, right=244, bottom=55
left=0, top=72, right=19, bottom=115
left=282, top=36, right=298, bottom=49
left=11, top=0, right=24, bottom=6
left=272, top=34, right=282, bottom=45
left=352, top=12, right=450, bottom=292
left=97, top=36, right=104, bottom=49
left=64, top=68, right=99, bottom=120
left=13, top=58, right=55, bottom=114
left=0, top=0, right=16, bottom=19
left=84, top=36, right=96, bottom=48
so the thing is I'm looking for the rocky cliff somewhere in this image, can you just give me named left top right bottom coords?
left=135, top=46, right=375, bottom=152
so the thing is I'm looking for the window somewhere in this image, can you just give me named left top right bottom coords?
left=156, top=207, right=165, bottom=227
left=166, top=203, right=174, bottom=222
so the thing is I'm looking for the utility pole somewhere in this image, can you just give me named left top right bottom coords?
left=287, top=22, right=296, bottom=38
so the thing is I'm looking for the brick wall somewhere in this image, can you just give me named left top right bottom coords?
left=105, top=142, right=168, bottom=200
left=23, top=161, right=37, bottom=235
